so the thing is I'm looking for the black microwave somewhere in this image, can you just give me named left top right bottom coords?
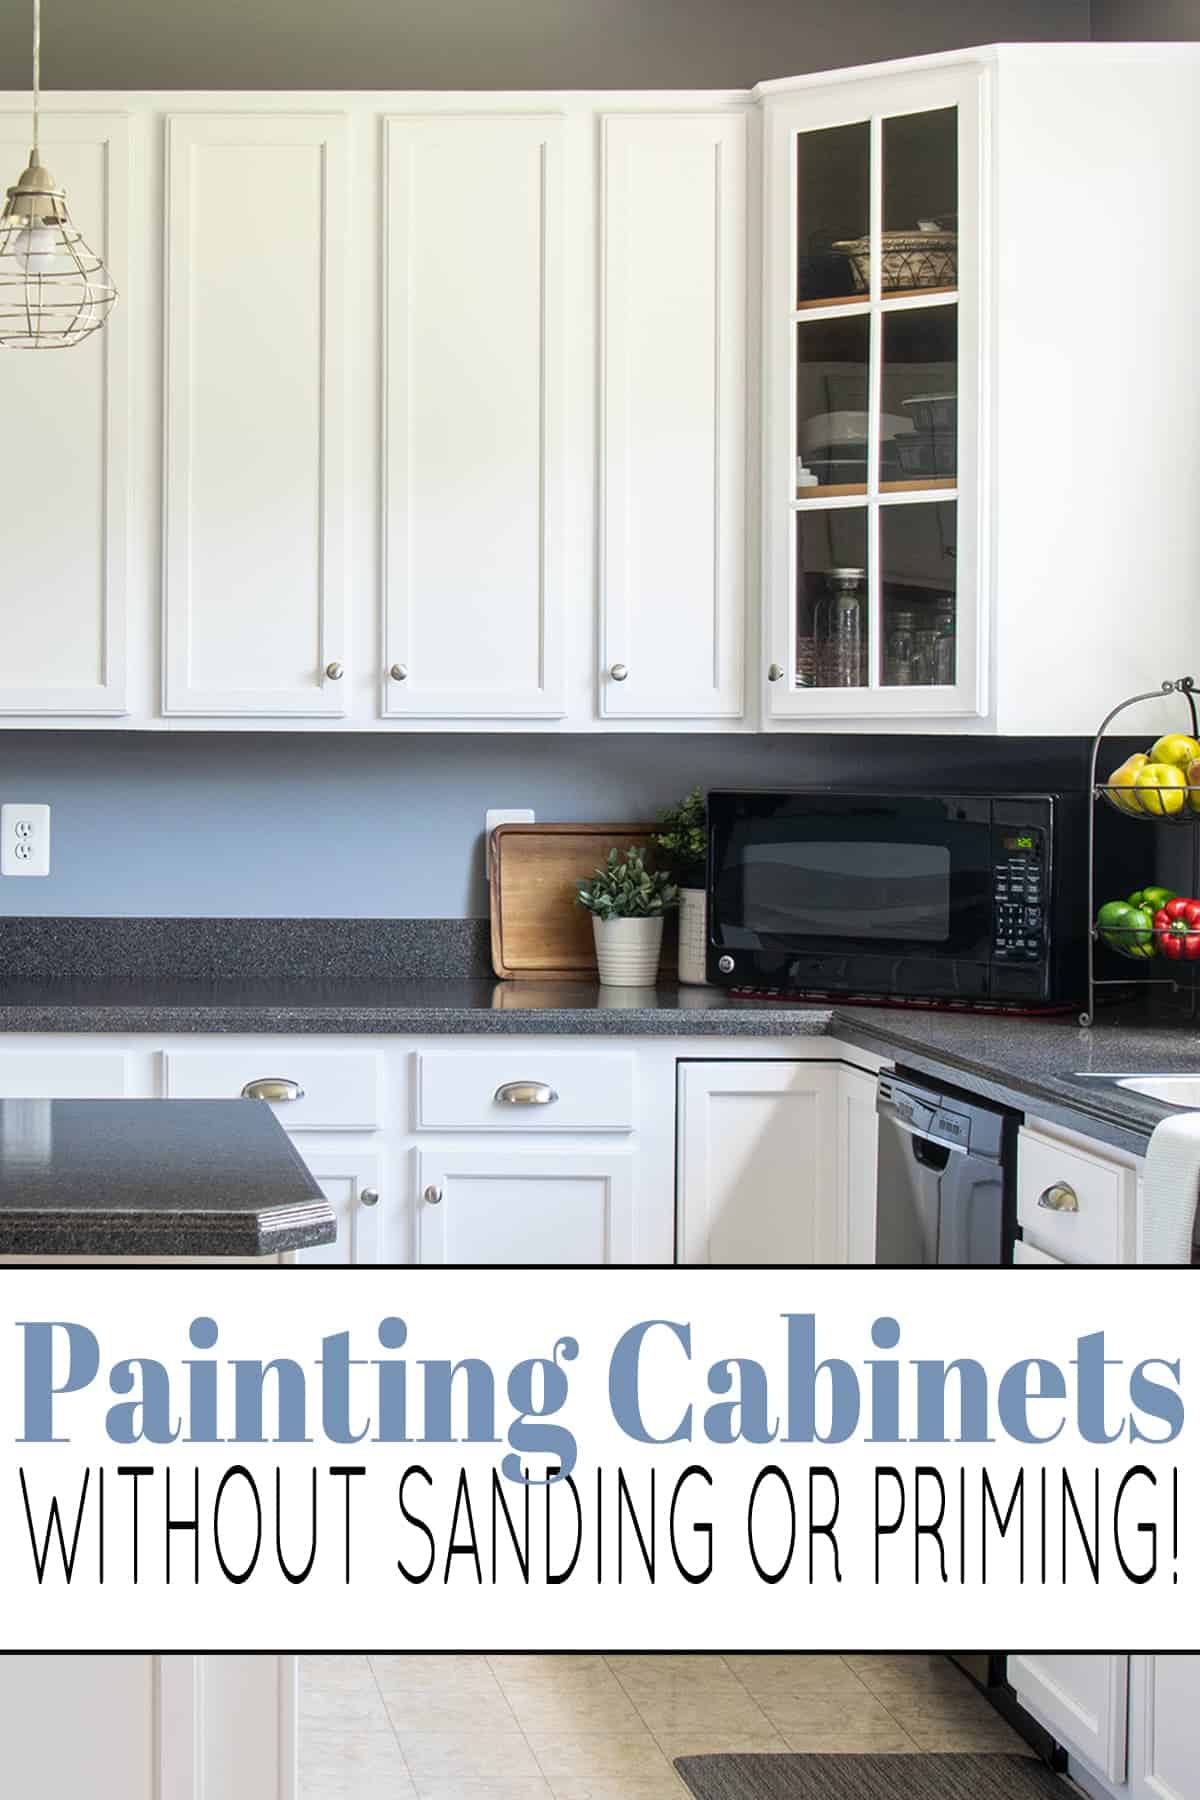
left=706, top=790, right=1083, bottom=1008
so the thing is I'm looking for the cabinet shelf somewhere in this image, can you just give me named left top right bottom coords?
left=793, top=477, right=957, bottom=504
left=793, top=284, right=957, bottom=316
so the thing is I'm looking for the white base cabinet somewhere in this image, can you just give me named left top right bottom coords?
left=1130, top=1656, right=1200, bottom=1800
left=1011, top=1655, right=1200, bottom=1800
left=0, top=1031, right=881, bottom=1267
left=0, top=1654, right=289, bottom=1800
left=415, top=1146, right=636, bottom=1264
left=1011, top=1654, right=1129, bottom=1785
left=675, top=1057, right=879, bottom=1265
left=298, top=1149, right=384, bottom=1266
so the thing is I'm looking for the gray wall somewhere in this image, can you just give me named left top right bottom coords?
left=0, top=0, right=1089, bottom=92
left=0, top=732, right=1095, bottom=920
left=1092, top=1, right=1200, bottom=34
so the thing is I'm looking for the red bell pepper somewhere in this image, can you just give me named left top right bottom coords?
left=1153, top=897, right=1200, bottom=959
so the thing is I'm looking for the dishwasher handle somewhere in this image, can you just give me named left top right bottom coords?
left=877, top=1087, right=970, bottom=1156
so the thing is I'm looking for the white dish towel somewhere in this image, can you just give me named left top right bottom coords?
left=1140, top=1113, right=1200, bottom=1264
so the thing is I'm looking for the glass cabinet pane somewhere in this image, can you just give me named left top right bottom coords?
left=796, top=509, right=869, bottom=689
left=880, top=502, right=957, bottom=687
left=880, top=108, right=958, bottom=299
left=881, top=306, right=957, bottom=490
left=796, top=314, right=870, bottom=495
left=796, top=122, right=870, bottom=307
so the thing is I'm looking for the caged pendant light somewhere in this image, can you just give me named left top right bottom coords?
left=0, top=0, right=117, bottom=348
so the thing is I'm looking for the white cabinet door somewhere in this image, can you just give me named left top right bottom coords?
left=383, top=114, right=566, bottom=719
left=163, top=113, right=348, bottom=716
left=3, top=1655, right=156, bottom=1800
left=839, top=1065, right=878, bottom=1264
left=761, top=66, right=983, bottom=725
left=415, top=1147, right=634, bottom=1264
left=1010, top=1655, right=1128, bottom=1784
left=0, top=112, right=130, bottom=717
left=297, top=1150, right=382, bottom=1265
left=676, top=1060, right=842, bottom=1264
left=600, top=111, right=747, bottom=719
left=1131, top=1655, right=1200, bottom=1800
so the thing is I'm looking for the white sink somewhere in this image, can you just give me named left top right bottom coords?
left=1114, top=1075, right=1200, bottom=1107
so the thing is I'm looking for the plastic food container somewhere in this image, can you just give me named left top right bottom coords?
left=895, top=431, right=957, bottom=478
left=903, top=394, right=957, bottom=434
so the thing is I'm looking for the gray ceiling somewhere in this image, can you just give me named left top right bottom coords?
left=0, top=0, right=1092, bottom=93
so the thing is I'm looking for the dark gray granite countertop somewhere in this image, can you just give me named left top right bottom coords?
left=0, top=973, right=1193, bottom=1154
left=0, top=1098, right=336, bottom=1257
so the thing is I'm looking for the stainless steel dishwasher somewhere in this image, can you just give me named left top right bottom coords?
left=875, top=1070, right=1019, bottom=1265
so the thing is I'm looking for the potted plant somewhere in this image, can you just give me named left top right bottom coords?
left=654, top=786, right=709, bottom=985
left=575, top=847, right=678, bottom=987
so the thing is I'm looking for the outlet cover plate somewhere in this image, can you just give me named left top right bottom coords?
left=485, top=808, right=535, bottom=875
left=1, top=803, right=51, bottom=877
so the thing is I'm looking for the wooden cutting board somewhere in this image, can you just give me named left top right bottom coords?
left=490, top=822, right=671, bottom=980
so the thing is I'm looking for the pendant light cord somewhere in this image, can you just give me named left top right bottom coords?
left=31, top=0, right=40, bottom=158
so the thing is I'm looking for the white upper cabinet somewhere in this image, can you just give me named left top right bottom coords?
left=162, top=112, right=348, bottom=716
left=0, top=112, right=130, bottom=717
left=990, top=52, right=1200, bottom=735
left=382, top=113, right=566, bottom=719
left=600, top=111, right=747, bottom=719
left=760, top=64, right=982, bottom=726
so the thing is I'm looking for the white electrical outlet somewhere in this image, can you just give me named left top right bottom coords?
left=485, top=808, right=535, bottom=874
left=1, top=803, right=51, bottom=877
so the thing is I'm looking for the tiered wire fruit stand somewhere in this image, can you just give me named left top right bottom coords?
left=1083, top=675, right=1200, bottom=1027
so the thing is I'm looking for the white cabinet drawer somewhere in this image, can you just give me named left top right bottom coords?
left=1017, top=1125, right=1136, bottom=1265
left=416, top=1050, right=635, bottom=1133
left=164, top=1050, right=380, bottom=1131
left=1012, top=1238, right=1065, bottom=1267
left=0, top=1052, right=127, bottom=1098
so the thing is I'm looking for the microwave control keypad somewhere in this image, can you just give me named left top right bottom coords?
left=992, top=852, right=1044, bottom=961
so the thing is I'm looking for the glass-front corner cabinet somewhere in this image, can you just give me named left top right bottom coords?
left=761, top=66, right=983, bottom=723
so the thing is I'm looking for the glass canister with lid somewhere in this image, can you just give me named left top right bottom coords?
left=820, top=567, right=867, bottom=688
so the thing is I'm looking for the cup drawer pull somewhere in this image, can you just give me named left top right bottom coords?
left=494, top=1081, right=558, bottom=1107
left=1037, top=1181, right=1079, bottom=1213
left=241, top=1077, right=306, bottom=1103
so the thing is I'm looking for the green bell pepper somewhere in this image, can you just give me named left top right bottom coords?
left=1096, top=899, right=1157, bottom=960
left=1127, top=886, right=1177, bottom=913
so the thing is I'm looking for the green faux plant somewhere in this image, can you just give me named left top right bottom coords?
left=575, top=847, right=679, bottom=921
left=654, top=786, right=707, bottom=889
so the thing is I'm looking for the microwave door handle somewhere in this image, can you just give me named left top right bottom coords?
left=876, top=1094, right=968, bottom=1155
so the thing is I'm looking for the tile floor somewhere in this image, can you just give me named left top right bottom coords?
left=299, top=1653, right=1034, bottom=1798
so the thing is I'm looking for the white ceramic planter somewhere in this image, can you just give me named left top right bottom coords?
left=592, top=915, right=665, bottom=987
left=677, top=886, right=710, bottom=986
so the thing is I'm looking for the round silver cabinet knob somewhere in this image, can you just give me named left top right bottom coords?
left=423, top=1184, right=444, bottom=1207
left=609, top=663, right=629, bottom=682
left=359, top=1187, right=380, bottom=1208
left=325, top=661, right=344, bottom=680
left=389, top=664, right=408, bottom=682
left=767, top=663, right=785, bottom=682
left=717, top=954, right=735, bottom=975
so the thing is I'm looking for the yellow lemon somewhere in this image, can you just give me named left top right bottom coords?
left=1107, top=753, right=1148, bottom=814
left=1135, top=762, right=1187, bottom=816
left=1150, top=733, right=1200, bottom=769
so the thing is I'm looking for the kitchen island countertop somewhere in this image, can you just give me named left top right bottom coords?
left=0, top=976, right=1194, bottom=1153
left=0, top=1098, right=337, bottom=1257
